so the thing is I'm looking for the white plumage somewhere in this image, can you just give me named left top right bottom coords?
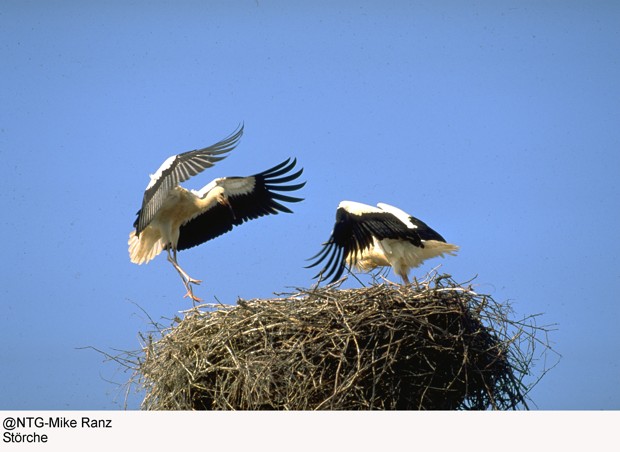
left=307, top=200, right=459, bottom=284
left=128, top=124, right=305, bottom=300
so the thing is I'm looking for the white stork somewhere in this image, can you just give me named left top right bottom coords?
left=128, top=124, right=305, bottom=300
left=307, top=201, right=459, bottom=285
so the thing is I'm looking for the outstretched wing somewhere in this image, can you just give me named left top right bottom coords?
left=306, top=201, right=423, bottom=283
left=133, top=124, right=244, bottom=235
left=176, top=158, right=305, bottom=251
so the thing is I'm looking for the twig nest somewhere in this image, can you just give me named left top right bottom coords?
left=137, top=274, right=545, bottom=410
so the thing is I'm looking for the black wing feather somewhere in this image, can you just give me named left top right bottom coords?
left=407, top=215, right=447, bottom=242
left=176, top=158, right=305, bottom=251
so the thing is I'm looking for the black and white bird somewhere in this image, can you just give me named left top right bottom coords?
left=307, top=201, right=459, bottom=285
left=128, top=124, right=305, bottom=300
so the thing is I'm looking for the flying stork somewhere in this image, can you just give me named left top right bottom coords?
left=306, top=201, right=459, bottom=285
left=128, top=124, right=305, bottom=300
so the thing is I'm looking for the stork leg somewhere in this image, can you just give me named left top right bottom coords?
left=166, top=248, right=202, bottom=284
left=401, top=273, right=411, bottom=285
left=166, top=248, right=203, bottom=301
left=183, top=284, right=202, bottom=302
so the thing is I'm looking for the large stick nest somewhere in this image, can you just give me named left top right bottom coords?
left=134, top=274, right=551, bottom=410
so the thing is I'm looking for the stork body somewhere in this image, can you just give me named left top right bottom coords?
left=307, top=201, right=459, bottom=285
left=128, top=124, right=305, bottom=300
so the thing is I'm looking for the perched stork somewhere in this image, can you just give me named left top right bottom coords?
left=128, top=125, right=305, bottom=300
left=307, top=201, right=459, bottom=285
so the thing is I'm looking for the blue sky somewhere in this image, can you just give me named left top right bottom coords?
left=1, top=1, right=619, bottom=410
